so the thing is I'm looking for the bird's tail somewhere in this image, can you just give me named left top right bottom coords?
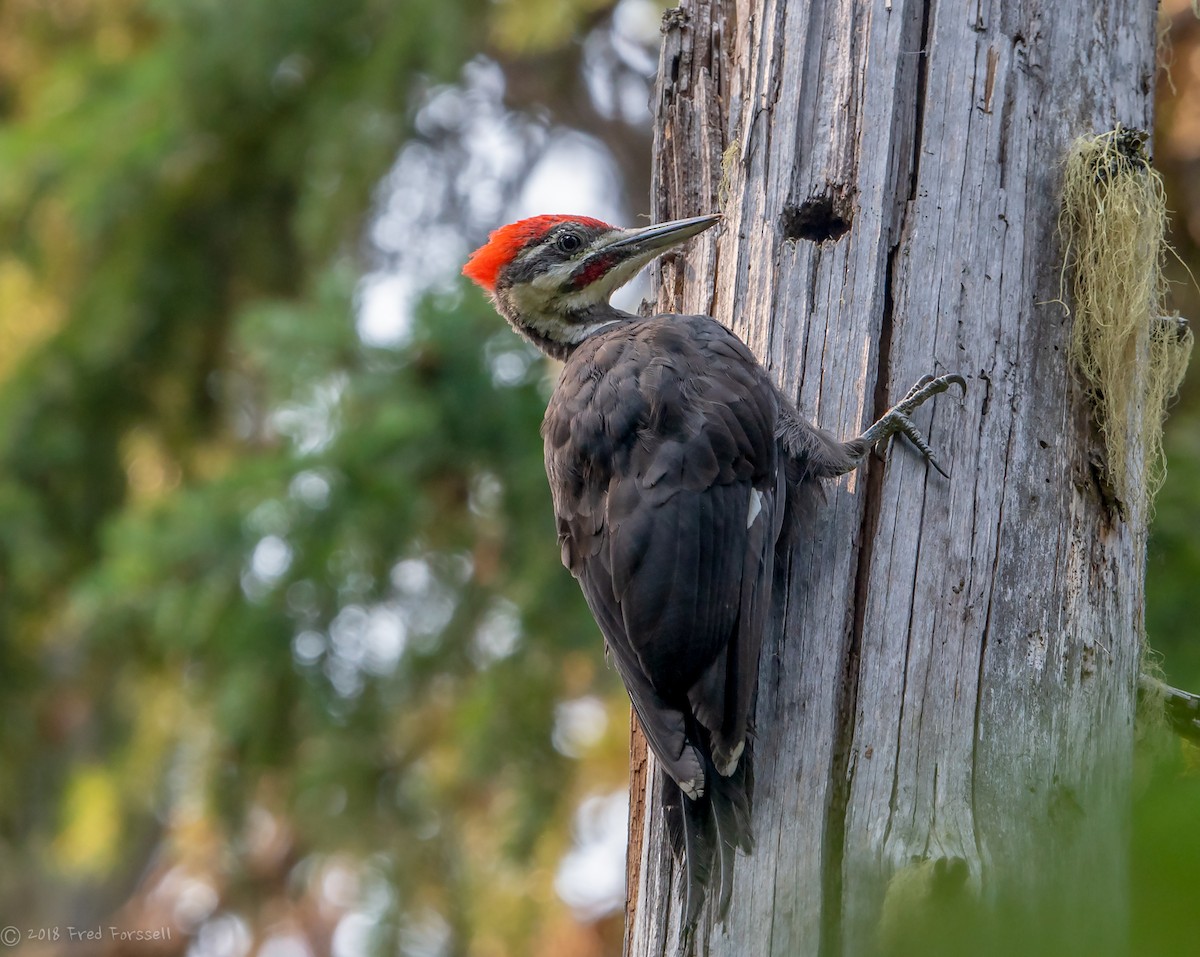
left=662, top=735, right=754, bottom=937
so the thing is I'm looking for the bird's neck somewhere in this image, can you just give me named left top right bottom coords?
left=502, top=299, right=636, bottom=362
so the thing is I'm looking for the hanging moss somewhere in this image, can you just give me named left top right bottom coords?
left=1059, top=126, right=1193, bottom=516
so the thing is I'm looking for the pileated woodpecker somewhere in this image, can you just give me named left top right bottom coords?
left=464, top=213, right=962, bottom=932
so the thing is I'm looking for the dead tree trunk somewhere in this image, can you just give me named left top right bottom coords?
left=626, top=1, right=1158, bottom=955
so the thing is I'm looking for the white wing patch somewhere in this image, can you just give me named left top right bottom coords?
left=716, top=739, right=745, bottom=777
left=746, top=489, right=764, bottom=529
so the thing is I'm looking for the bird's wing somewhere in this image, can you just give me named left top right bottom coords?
left=543, top=317, right=782, bottom=779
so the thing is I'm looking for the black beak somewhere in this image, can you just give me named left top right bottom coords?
left=564, top=214, right=721, bottom=293
left=597, top=214, right=722, bottom=258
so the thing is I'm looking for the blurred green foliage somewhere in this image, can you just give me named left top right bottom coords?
left=1148, top=385, right=1200, bottom=681
left=1, top=1, right=1199, bottom=955
left=0, top=1, right=631, bottom=953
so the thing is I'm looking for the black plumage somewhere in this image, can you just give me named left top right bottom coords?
left=544, top=315, right=784, bottom=924
left=463, top=213, right=961, bottom=937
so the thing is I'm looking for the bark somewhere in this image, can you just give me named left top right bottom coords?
left=626, top=1, right=1159, bottom=955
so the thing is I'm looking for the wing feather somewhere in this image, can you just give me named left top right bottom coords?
left=542, top=314, right=785, bottom=921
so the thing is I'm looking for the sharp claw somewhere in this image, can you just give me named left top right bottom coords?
left=890, top=372, right=968, bottom=420
left=902, top=421, right=951, bottom=478
left=854, top=371, right=965, bottom=477
left=899, top=374, right=935, bottom=405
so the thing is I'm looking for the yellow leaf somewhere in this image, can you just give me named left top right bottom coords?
left=52, top=766, right=122, bottom=876
left=0, top=257, right=65, bottom=382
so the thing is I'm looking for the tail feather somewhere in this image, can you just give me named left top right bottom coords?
left=710, top=759, right=753, bottom=918
left=662, top=734, right=754, bottom=937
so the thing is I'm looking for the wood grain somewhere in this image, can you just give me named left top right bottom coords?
left=626, top=1, right=1158, bottom=954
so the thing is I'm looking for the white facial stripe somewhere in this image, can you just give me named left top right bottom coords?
left=519, top=310, right=620, bottom=345
left=502, top=231, right=661, bottom=347
left=570, top=318, right=621, bottom=341
left=532, top=260, right=576, bottom=288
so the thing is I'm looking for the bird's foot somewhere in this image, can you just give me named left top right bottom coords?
left=858, top=373, right=966, bottom=477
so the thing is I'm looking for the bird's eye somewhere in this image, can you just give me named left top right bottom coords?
left=557, top=232, right=583, bottom=254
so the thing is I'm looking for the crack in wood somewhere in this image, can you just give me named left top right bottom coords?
left=906, top=0, right=935, bottom=202
left=820, top=234, right=905, bottom=957
left=820, top=2, right=936, bottom=952
left=971, top=403, right=1015, bottom=872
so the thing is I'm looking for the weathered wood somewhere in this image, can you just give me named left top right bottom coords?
left=626, top=1, right=1159, bottom=954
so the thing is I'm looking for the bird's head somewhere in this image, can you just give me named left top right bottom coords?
left=463, top=213, right=720, bottom=357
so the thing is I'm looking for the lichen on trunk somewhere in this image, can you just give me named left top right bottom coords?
left=1059, top=126, right=1193, bottom=515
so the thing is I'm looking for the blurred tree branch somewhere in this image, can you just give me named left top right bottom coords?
left=1141, top=674, right=1200, bottom=743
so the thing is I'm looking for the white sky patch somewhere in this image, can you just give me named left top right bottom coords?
left=324, top=655, right=363, bottom=699
left=357, top=58, right=531, bottom=347
left=552, top=695, right=609, bottom=758
left=152, top=867, right=218, bottom=932
left=307, top=554, right=465, bottom=693
left=320, top=860, right=360, bottom=910
left=269, top=374, right=346, bottom=454
left=484, top=337, right=536, bottom=388
left=510, top=131, right=624, bottom=224
left=358, top=54, right=644, bottom=347
left=251, top=535, right=293, bottom=583
left=471, top=597, right=522, bottom=667
left=611, top=263, right=651, bottom=316
left=389, top=557, right=456, bottom=652
left=363, top=603, right=407, bottom=675
left=448, top=551, right=474, bottom=584
left=330, top=605, right=369, bottom=668
left=259, top=934, right=313, bottom=957
left=356, top=272, right=419, bottom=348
left=187, top=914, right=251, bottom=957
left=332, top=913, right=377, bottom=957
left=324, top=602, right=407, bottom=679
left=292, top=630, right=325, bottom=666
left=245, top=499, right=290, bottom=537
left=554, top=790, right=629, bottom=920
left=242, top=533, right=294, bottom=602
left=468, top=470, right=503, bottom=518
left=613, top=0, right=664, bottom=48
left=584, top=0, right=660, bottom=123
left=391, top=557, right=434, bottom=595
left=399, top=908, right=452, bottom=957
left=323, top=861, right=396, bottom=956
left=404, top=590, right=455, bottom=644
left=289, top=469, right=332, bottom=510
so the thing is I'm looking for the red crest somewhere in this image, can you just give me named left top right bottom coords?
left=463, top=215, right=611, bottom=291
